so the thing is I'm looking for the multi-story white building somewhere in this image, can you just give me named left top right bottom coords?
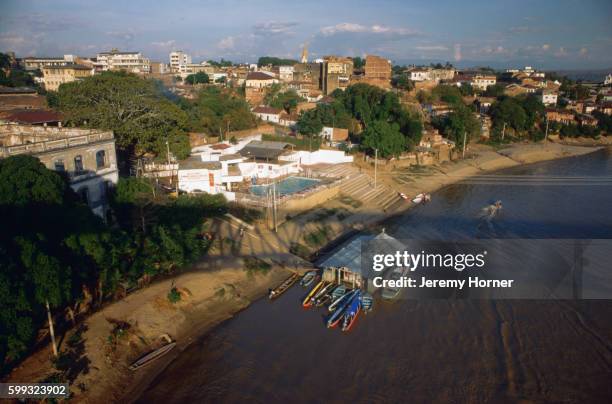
left=96, top=49, right=151, bottom=74
left=409, top=68, right=431, bottom=82
left=278, top=65, right=294, bottom=82
left=22, top=55, right=76, bottom=71
left=169, top=50, right=192, bottom=73
left=538, top=89, right=558, bottom=106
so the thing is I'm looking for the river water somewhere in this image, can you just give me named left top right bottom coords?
left=139, top=150, right=612, bottom=403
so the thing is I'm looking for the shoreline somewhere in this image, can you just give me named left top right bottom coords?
left=5, top=141, right=605, bottom=403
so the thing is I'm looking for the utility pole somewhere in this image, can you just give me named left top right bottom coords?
left=374, top=148, right=378, bottom=189
left=272, top=181, right=278, bottom=233
left=219, top=126, right=223, bottom=142
left=501, top=122, right=506, bottom=141
left=166, top=140, right=171, bottom=165
left=544, top=116, right=549, bottom=142
left=462, top=132, right=467, bottom=159
left=46, top=300, right=58, bottom=358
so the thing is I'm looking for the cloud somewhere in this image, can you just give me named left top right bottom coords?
left=554, top=46, right=568, bottom=57
left=253, top=21, right=298, bottom=36
left=106, top=31, right=135, bottom=42
left=415, top=45, right=449, bottom=51
left=542, top=43, right=550, bottom=51
left=217, top=36, right=235, bottom=50
left=579, top=47, right=588, bottom=56
left=320, top=22, right=418, bottom=37
left=151, top=40, right=176, bottom=48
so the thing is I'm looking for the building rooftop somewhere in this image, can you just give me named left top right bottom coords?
left=246, top=72, right=275, bottom=81
left=239, top=140, right=292, bottom=160
left=252, top=106, right=282, bottom=115
left=219, top=153, right=243, bottom=161
left=44, top=64, right=92, bottom=70
left=1, top=109, right=62, bottom=124
left=179, top=156, right=222, bottom=170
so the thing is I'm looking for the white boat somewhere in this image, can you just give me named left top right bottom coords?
left=412, top=193, right=431, bottom=204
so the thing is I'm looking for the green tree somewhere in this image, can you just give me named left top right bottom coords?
left=257, top=56, right=298, bottom=67
left=296, top=109, right=323, bottom=136
left=490, top=97, right=528, bottom=133
left=185, top=72, right=209, bottom=85
left=361, top=120, right=406, bottom=158
left=352, top=57, right=365, bottom=69
left=55, top=71, right=191, bottom=159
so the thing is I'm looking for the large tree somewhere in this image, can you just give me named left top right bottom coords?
left=361, top=120, right=406, bottom=158
left=54, top=71, right=191, bottom=159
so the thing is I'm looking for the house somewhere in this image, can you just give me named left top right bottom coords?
left=604, top=74, right=611, bottom=86
left=424, top=102, right=454, bottom=117
left=0, top=87, right=47, bottom=110
left=471, top=75, right=497, bottom=90
left=245, top=71, right=278, bottom=88
left=178, top=158, right=223, bottom=194
left=0, top=124, right=118, bottom=218
left=546, top=109, right=575, bottom=125
left=42, top=64, right=94, bottom=91
left=252, top=106, right=283, bottom=123
left=599, top=102, right=612, bottom=115
left=238, top=140, right=300, bottom=179
left=320, top=127, right=349, bottom=142
left=279, top=112, right=299, bottom=127
left=418, top=129, right=455, bottom=162
left=409, top=68, right=431, bottom=82
left=475, top=97, right=495, bottom=113
left=278, top=65, right=294, bottom=82
left=537, top=89, right=558, bottom=106
left=576, top=114, right=598, bottom=127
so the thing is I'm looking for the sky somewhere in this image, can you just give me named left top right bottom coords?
left=1, top=0, right=611, bottom=70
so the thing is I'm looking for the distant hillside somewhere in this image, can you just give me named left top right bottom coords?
left=547, top=68, right=612, bottom=83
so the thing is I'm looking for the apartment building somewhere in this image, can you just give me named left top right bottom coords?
left=21, top=55, right=76, bottom=71
left=363, top=55, right=392, bottom=89
left=0, top=124, right=119, bottom=218
left=96, top=49, right=151, bottom=74
left=42, top=64, right=94, bottom=91
left=472, top=75, right=497, bottom=90
left=322, top=56, right=353, bottom=94
left=169, top=51, right=192, bottom=73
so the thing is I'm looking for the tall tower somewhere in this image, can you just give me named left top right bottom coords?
left=300, top=44, right=308, bottom=64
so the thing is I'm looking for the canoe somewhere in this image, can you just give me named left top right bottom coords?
left=302, top=280, right=324, bottom=307
left=329, top=285, right=347, bottom=305
left=129, top=342, right=176, bottom=371
left=327, top=290, right=360, bottom=328
left=313, top=283, right=336, bottom=306
left=361, top=292, right=373, bottom=313
left=300, top=271, right=318, bottom=287
left=328, top=287, right=351, bottom=312
left=269, top=273, right=300, bottom=299
left=341, top=296, right=362, bottom=332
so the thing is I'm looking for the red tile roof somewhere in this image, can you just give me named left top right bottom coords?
left=4, top=109, right=62, bottom=124
left=252, top=106, right=282, bottom=114
left=210, top=143, right=231, bottom=150
left=246, top=72, right=275, bottom=81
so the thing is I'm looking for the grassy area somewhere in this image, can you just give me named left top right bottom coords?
left=262, top=134, right=321, bottom=151
left=339, top=194, right=363, bottom=209
left=243, top=256, right=272, bottom=275
left=304, top=225, right=332, bottom=248
left=289, top=242, right=311, bottom=260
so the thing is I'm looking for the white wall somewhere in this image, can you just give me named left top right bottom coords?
left=280, top=150, right=353, bottom=166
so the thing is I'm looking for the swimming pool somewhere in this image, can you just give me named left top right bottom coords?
left=250, top=176, right=321, bottom=197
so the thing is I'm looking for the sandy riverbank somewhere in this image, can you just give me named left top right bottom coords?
left=5, top=141, right=604, bottom=403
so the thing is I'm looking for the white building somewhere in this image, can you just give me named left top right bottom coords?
left=96, top=49, right=151, bottom=74
left=538, top=89, right=558, bottom=106
left=409, top=68, right=431, bottom=82
left=471, top=75, right=497, bottom=90
left=252, top=106, right=282, bottom=123
left=169, top=51, right=192, bottom=73
left=605, top=74, right=612, bottom=86
left=245, top=71, right=278, bottom=88
left=278, top=65, right=294, bottom=82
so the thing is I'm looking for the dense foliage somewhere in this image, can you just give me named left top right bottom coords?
left=296, top=83, right=423, bottom=156
left=0, top=156, right=226, bottom=371
left=185, top=72, right=209, bottom=84
left=489, top=95, right=545, bottom=138
left=178, top=86, right=257, bottom=135
left=264, top=84, right=305, bottom=113
left=51, top=71, right=191, bottom=159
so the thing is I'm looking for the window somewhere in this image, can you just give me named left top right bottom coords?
left=74, top=155, right=83, bottom=172
left=95, top=150, right=106, bottom=169
left=54, top=159, right=65, bottom=172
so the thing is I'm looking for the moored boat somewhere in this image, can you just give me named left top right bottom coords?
left=412, top=193, right=431, bottom=204
left=129, top=342, right=176, bottom=371
left=341, top=296, right=361, bottom=332
left=328, top=287, right=352, bottom=312
left=328, top=285, right=347, bottom=307
left=302, top=280, right=324, bottom=307
left=327, top=290, right=360, bottom=328
left=269, top=273, right=300, bottom=299
left=300, top=271, right=318, bottom=287
left=312, top=282, right=335, bottom=306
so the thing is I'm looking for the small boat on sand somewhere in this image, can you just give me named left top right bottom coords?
left=269, top=273, right=300, bottom=299
left=341, top=296, right=361, bottom=332
left=327, top=290, right=360, bottom=328
left=361, top=292, right=373, bottom=313
left=302, top=280, right=324, bottom=307
left=399, top=192, right=408, bottom=200
left=300, top=271, right=318, bottom=287
left=412, top=193, right=431, bottom=204
left=129, top=341, right=176, bottom=371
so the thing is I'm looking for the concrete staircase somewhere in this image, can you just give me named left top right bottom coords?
left=339, top=173, right=402, bottom=211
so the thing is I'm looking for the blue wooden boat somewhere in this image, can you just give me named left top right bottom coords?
left=300, top=271, right=317, bottom=287
left=328, top=285, right=347, bottom=306
left=341, top=295, right=362, bottom=332
left=327, top=290, right=360, bottom=328
left=328, top=287, right=352, bottom=312
left=361, top=292, right=373, bottom=313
